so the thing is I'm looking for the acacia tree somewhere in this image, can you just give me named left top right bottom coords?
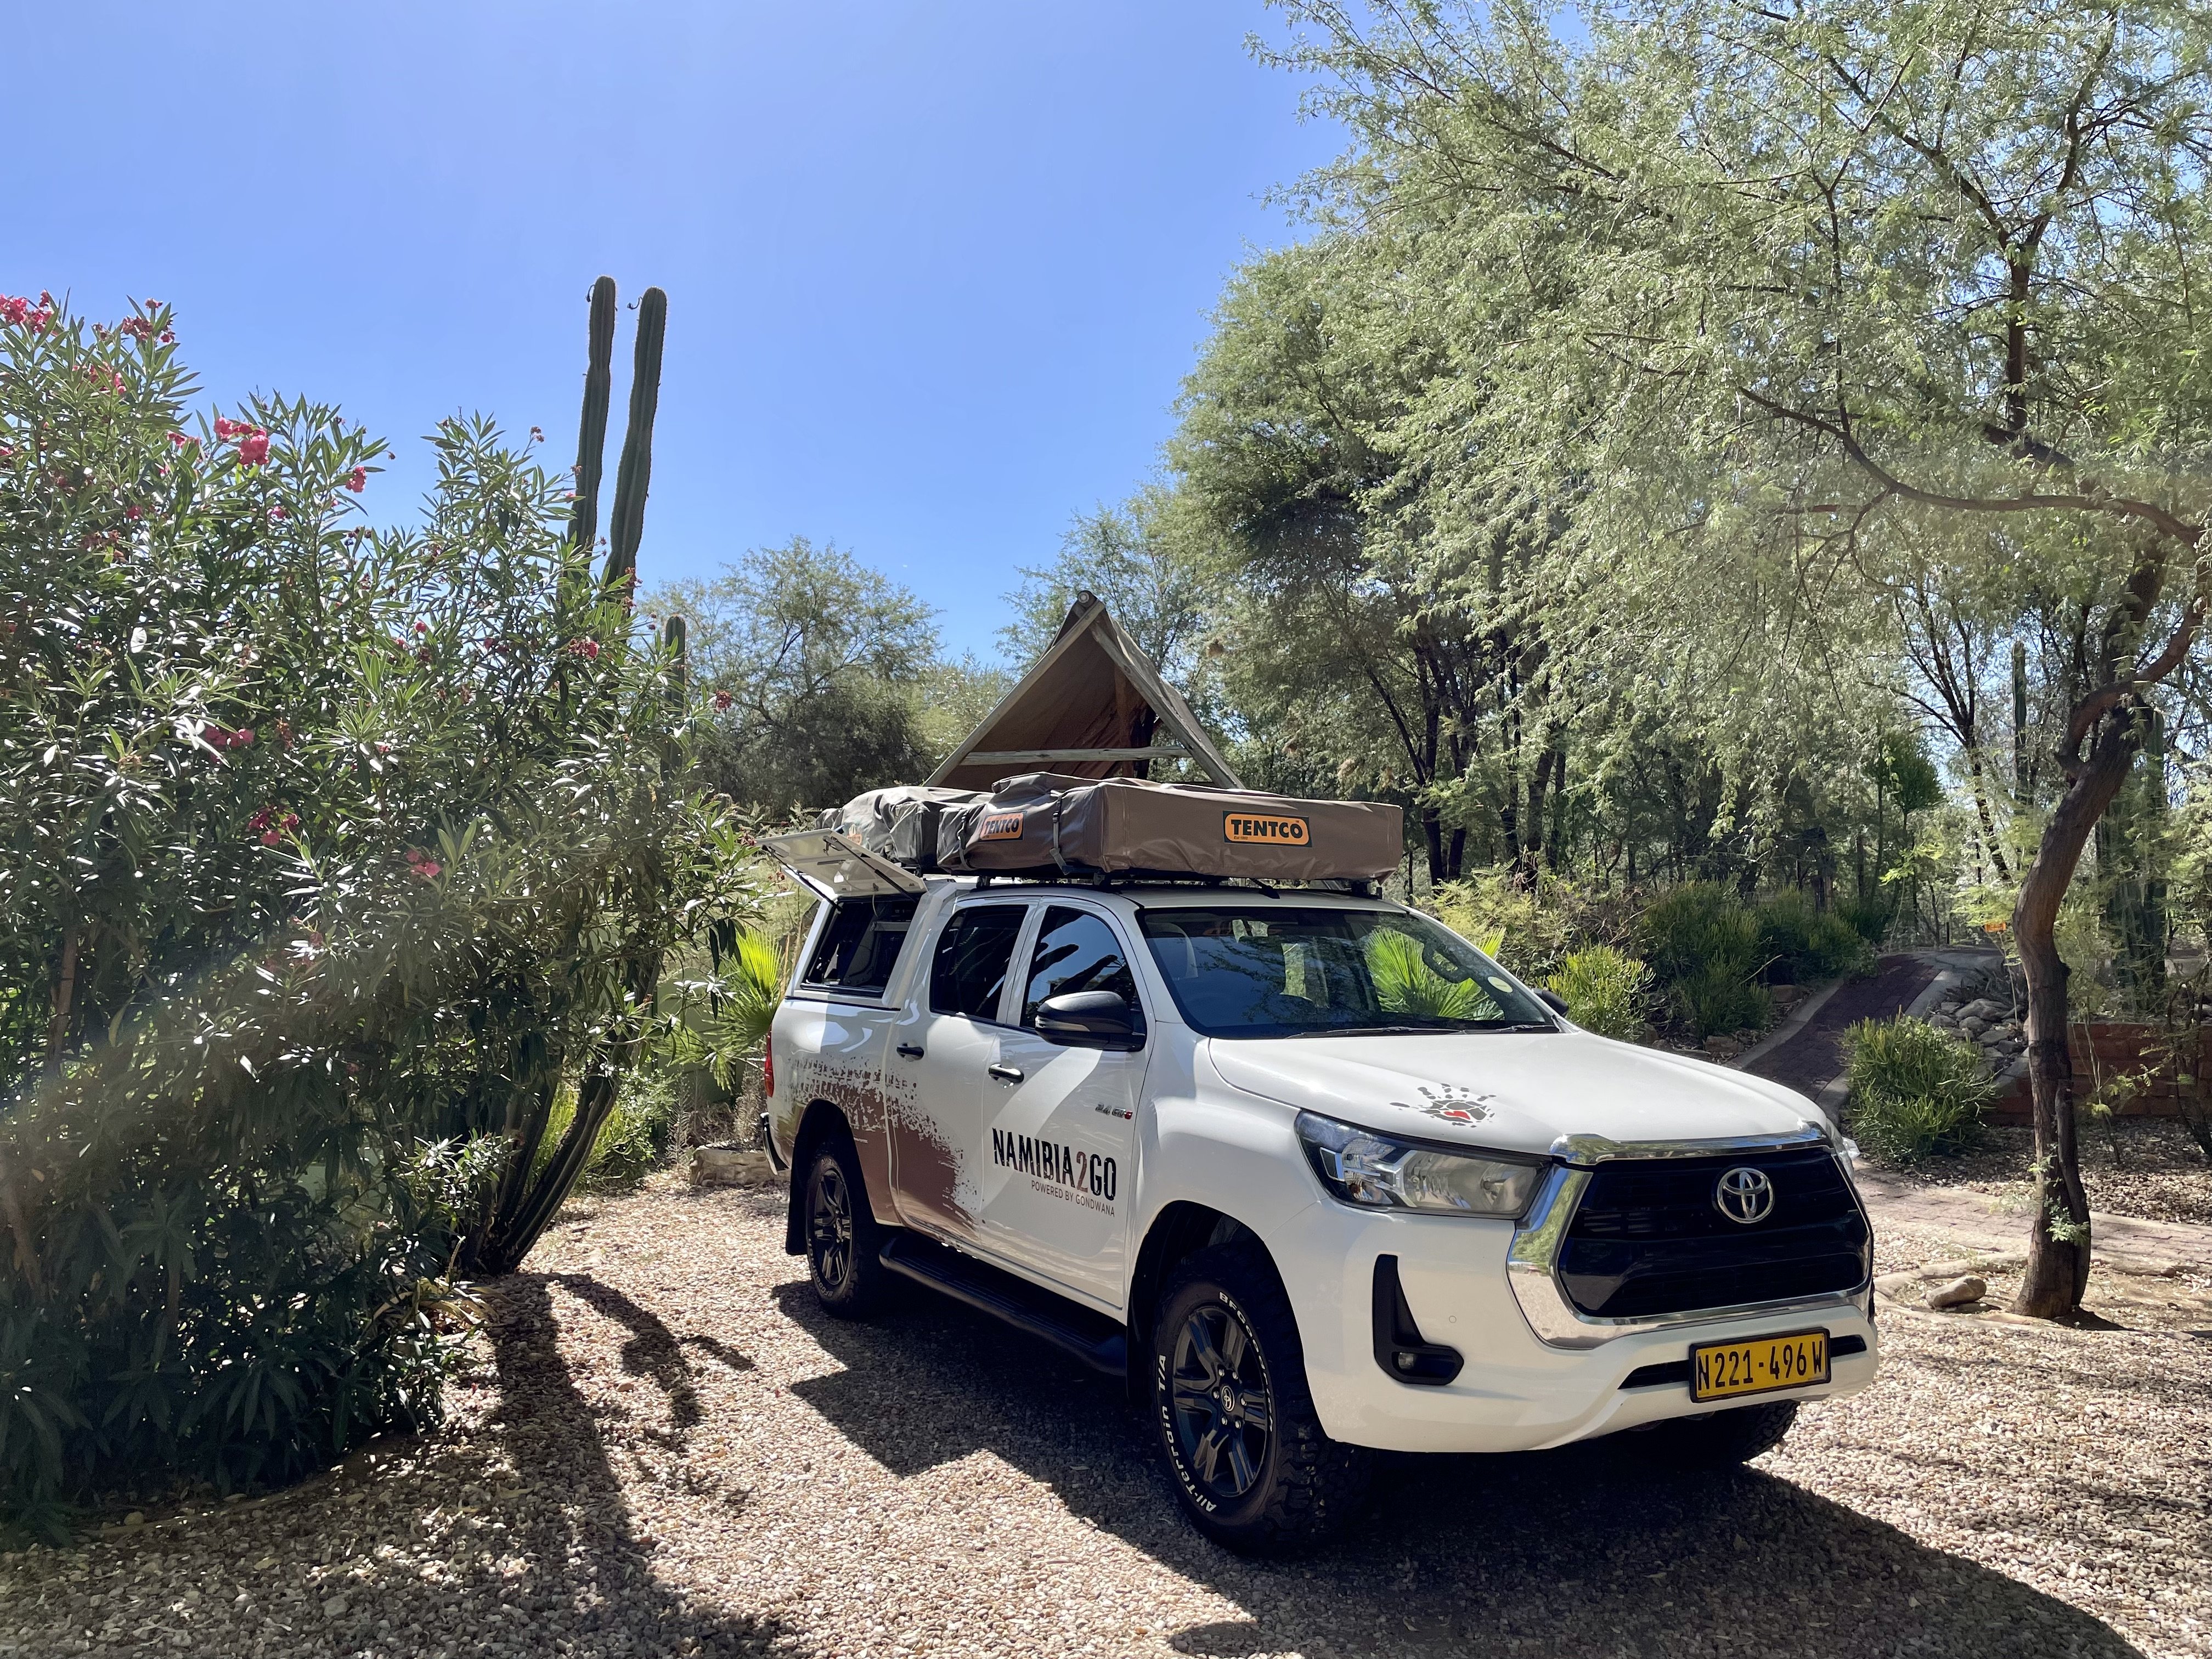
left=1275, top=0, right=2212, bottom=1313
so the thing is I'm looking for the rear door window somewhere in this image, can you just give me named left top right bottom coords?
left=800, top=895, right=919, bottom=996
left=929, top=905, right=1029, bottom=1022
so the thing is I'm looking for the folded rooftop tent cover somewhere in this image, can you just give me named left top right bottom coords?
left=938, top=772, right=1403, bottom=884
left=926, top=592, right=1242, bottom=792
left=816, top=784, right=982, bottom=871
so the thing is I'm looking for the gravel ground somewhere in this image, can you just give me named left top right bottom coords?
left=5, top=1183, right=2208, bottom=1659
left=1861, top=1120, right=2212, bottom=1227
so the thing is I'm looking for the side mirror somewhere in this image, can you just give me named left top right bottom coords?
left=1035, top=990, right=1141, bottom=1049
left=1537, top=989, right=1570, bottom=1017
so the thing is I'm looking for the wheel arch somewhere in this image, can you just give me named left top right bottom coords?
left=1127, top=1201, right=1269, bottom=1367
left=783, top=1098, right=855, bottom=1255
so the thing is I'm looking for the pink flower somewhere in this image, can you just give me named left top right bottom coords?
left=213, top=416, right=246, bottom=441
left=260, top=829, right=283, bottom=847
left=345, top=466, right=366, bottom=492
left=232, top=727, right=255, bottom=747
left=0, top=297, right=25, bottom=325
left=236, top=430, right=270, bottom=467
left=126, top=506, right=142, bottom=520
left=413, top=619, right=429, bottom=634
left=567, top=637, right=600, bottom=661
left=713, top=689, right=733, bottom=712
left=167, top=431, right=191, bottom=448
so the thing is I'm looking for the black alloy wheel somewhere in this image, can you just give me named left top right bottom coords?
left=809, top=1156, right=856, bottom=1293
left=1150, top=1240, right=1370, bottom=1553
left=804, top=1135, right=887, bottom=1317
left=1168, top=1302, right=1275, bottom=1502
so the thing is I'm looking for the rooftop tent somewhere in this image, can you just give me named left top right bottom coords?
left=927, top=592, right=1242, bottom=792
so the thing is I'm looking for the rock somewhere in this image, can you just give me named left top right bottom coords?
left=1927, top=1013, right=1956, bottom=1028
left=1960, top=1018, right=1989, bottom=1037
left=1703, top=1035, right=1743, bottom=1059
left=324, top=1595, right=350, bottom=1619
left=1958, top=997, right=2005, bottom=1022
left=1770, top=984, right=1805, bottom=1012
left=123, top=1511, right=144, bottom=1528
left=690, top=1146, right=776, bottom=1187
left=1925, top=1275, right=1988, bottom=1310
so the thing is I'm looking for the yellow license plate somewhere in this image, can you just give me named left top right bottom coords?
left=1689, top=1329, right=1829, bottom=1402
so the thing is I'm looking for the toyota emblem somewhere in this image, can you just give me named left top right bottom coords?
left=1713, top=1165, right=1776, bottom=1224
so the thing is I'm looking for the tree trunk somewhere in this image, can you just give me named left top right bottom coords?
left=2010, top=715, right=2138, bottom=1318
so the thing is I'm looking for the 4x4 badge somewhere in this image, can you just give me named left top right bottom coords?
left=1713, top=1166, right=1776, bottom=1224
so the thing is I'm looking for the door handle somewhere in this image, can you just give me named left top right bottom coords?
left=986, top=1064, right=1025, bottom=1085
left=896, top=1043, right=924, bottom=1059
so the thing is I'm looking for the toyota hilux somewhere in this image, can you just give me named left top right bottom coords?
left=763, top=870, right=1876, bottom=1552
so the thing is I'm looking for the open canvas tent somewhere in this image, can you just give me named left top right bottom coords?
left=926, top=592, right=1242, bottom=792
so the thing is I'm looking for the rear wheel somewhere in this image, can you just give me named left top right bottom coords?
left=1150, top=1241, right=1370, bottom=1553
left=804, top=1135, right=887, bottom=1318
left=1635, top=1401, right=1798, bottom=1468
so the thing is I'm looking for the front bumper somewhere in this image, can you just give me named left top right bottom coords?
left=1278, top=1196, right=1878, bottom=1455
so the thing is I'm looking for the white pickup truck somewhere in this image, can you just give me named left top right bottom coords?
left=764, top=870, right=1876, bottom=1552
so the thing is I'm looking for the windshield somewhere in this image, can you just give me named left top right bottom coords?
left=1137, top=906, right=1557, bottom=1039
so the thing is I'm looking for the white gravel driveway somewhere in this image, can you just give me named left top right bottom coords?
left=4, top=1182, right=2205, bottom=1659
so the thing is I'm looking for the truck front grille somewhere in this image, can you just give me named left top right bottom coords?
left=1558, top=1147, right=1869, bottom=1319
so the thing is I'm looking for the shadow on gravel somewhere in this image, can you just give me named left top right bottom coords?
left=775, top=1279, right=2143, bottom=1659
left=480, top=1274, right=797, bottom=1657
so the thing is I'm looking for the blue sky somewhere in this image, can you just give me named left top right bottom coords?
left=9, top=2, right=1340, bottom=659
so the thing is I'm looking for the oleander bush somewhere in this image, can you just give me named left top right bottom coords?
left=1842, top=1016, right=1997, bottom=1163
left=0, top=297, right=753, bottom=1523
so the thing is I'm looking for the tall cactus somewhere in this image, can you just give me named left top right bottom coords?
left=569, top=276, right=618, bottom=554
left=603, top=286, right=667, bottom=613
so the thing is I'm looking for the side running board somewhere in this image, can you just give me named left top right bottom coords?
left=879, top=1232, right=1128, bottom=1378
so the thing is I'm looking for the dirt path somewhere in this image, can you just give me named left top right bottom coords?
left=1854, top=1170, right=2212, bottom=1271
left=1740, top=953, right=1944, bottom=1094
left=5, top=1181, right=2206, bottom=1659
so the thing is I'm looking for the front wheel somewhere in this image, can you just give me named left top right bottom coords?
left=1150, top=1241, right=1370, bottom=1554
left=804, top=1135, right=888, bottom=1318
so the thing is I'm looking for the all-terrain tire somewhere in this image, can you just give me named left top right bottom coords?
left=1150, top=1240, right=1371, bottom=1554
left=804, top=1133, right=889, bottom=1318
left=1635, top=1401, right=1798, bottom=1469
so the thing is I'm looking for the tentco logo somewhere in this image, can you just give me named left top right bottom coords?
left=978, top=811, right=1025, bottom=842
left=1223, top=812, right=1309, bottom=845
left=991, top=1129, right=1117, bottom=1201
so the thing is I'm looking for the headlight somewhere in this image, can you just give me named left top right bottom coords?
left=1296, top=1111, right=1543, bottom=1218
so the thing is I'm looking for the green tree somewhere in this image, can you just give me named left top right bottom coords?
left=657, top=539, right=940, bottom=815
left=1271, top=0, right=2212, bottom=1315
left=1002, top=484, right=1219, bottom=698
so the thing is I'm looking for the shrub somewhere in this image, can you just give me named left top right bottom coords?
left=1641, top=882, right=1761, bottom=983
left=1835, top=892, right=1895, bottom=948
left=1545, top=947, right=1652, bottom=1042
left=586, top=1069, right=679, bottom=1189
left=1675, top=961, right=1771, bottom=1040
left=1842, top=1017, right=1997, bottom=1163
left=1756, top=890, right=1875, bottom=982
left=0, top=297, right=756, bottom=1517
left=1640, top=882, right=1767, bottom=1037
left=1425, top=866, right=1623, bottom=983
